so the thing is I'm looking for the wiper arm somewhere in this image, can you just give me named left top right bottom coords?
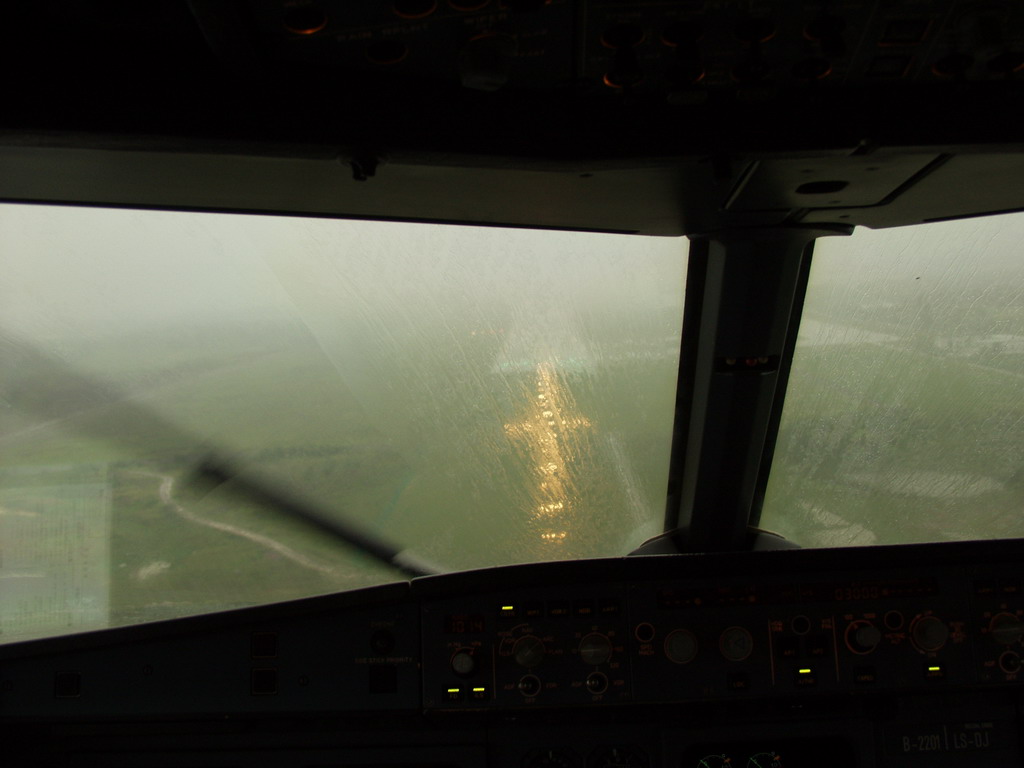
left=0, top=337, right=442, bottom=580
left=187, top=455, right=440, bottom=578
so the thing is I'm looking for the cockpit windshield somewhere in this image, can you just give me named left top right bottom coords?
left=0, top=204, right=685, bottom=643
left=761, top=213, right=1024, bottom=547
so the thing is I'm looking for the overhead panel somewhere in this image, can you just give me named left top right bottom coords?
left=231, top=0, right=1024, bottom=104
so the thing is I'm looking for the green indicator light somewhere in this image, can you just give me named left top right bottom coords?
left=501, top=606, right=515, bottom=611
left=928, top=666, right=941, bottom=672
left=473, top=687, right=486, bottom=692
left=798, top=668, right=812, bottom=674
left=447, top=688, right=460, bottom=693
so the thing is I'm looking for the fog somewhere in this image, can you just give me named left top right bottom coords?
left=1, top=205, right=684, bottom=343
left=0, top=203, right=685, bottom=640
left=4, top=202, right=1023, bottom=642
left=762, top=212, right=1024, bottom=548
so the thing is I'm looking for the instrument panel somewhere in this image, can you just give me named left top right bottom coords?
left=421, top=554, right=1023, bottom=711
left=4, top=539, right=1024, bottom=767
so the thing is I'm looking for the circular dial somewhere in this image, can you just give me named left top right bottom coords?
left=999, top=651, right=1021, bottom=674
left=697, top=755, right=729, bottom=768
left=450, top=649, right=476, bottom=677
left=585, top=671, right=608, bottom=694
left=664, top=629, right=698, bottom=664
left=578, top=633, right=613, bottom=665
left=719, top=626, right=754, bottom=662
left=989, top=613, right=1024, bottom=645
left=518, top=674, right=542, bottom=697
left=634, top=623, right=656, bottom=643
left=845, top=620, right=882, bottom=654
left=910, top=615, right=949, bottom=653
left=513, top=635, right=546, bottom=668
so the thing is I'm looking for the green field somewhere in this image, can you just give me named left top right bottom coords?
left=762, top=317, right=1024, bottom=547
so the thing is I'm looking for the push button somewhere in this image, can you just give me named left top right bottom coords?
left=776, top=636, right=800, bottom=659
left=854, top=665, right=877, bottom=685
left=727, top=672, right=750, bottom=691
left=795, top=667, right=817, bottom=687
left=370, top=629, right=395, bottom=655
left=548, top=600, right=570, bottom=617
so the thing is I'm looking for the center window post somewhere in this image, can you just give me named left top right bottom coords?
left=672, top=227, right=852, bottom=552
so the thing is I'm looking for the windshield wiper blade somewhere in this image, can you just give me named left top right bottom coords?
left=0, top=337, right=442, bottom=580
left=187, top=455, right=440, bottom=578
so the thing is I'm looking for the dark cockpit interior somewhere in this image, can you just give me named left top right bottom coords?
left=2, top=1, right=1024, bottom=766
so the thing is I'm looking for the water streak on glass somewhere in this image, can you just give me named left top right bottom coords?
left=0, top=204, right=685, bottom=643
left=762, top=213, right=1024, bottom=548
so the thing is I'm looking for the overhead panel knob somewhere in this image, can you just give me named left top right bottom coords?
left=734, top=17, right=776, bottom=44
left=601, top=23, right=645, bottom=88
left=804, top=15, right=846, bottom=57
left=662, top=20, right=704, bottom=86
left=283, top=4, right=328, bottom=35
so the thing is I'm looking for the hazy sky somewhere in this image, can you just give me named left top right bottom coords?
left=808, top=212, right=1024, bottom=294
left=5, top=203, right=1022, bottom=349
left=0, top=203, right=686, bottom=347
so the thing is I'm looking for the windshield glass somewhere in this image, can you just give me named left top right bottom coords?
left=0, top=204, right=685, bottom=644
left=761, top=213, right=1024, bottom=547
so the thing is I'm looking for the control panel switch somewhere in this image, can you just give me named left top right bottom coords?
left=910, top=615, right=949, bottom=653
left=451, top=649, right=477, bottom=677
left=845, top=621, right=882, bottom=654
left=988, top=613, right=1024, bottom=645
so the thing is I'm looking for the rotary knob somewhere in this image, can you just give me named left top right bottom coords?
left=585, top=671, right=608, bottom=694
left=910, top=615, right=949, bottom=653
left=518, top=674, right=542, bottom=697
left=664, top=629, right=698, bottom=664
left=989, top=613, right=1024, bottom=645
left=578, top=633, right=613, bottom=666
left=845, top=620, right=882, bottom=654
left=513, top=635, right=546, bottom=668
left=804, top=14, right=846, bottom=57
left=999, top=651, right=1022, bottom=674
left=719, top=626, right=753, bottom=662
left=450, top=649, right=476, bottom=677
